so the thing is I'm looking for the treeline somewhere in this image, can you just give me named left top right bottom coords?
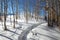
left=45, top=0, right=60, bottom=28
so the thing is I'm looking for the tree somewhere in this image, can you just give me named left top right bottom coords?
left=0, top=0, right=3, bottom=21
left=35, top=0, right=40, bottom=21
left=4, top=0, right=8, bottom=30
left=11, top=0, right=15, bottom=28
left=58, top=0, right=60, bottom=28
left=16, top=0, right=18, bottom=22
left=24, top=0, right=29, bottom=23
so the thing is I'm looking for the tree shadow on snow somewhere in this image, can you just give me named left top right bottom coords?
left=0, top=34, right=13, bottom=40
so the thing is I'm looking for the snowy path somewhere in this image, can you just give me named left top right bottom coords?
left=0, top=22, right=35, bottom=40
left=18, top=22, right=46, bottom=40
left=27, top=23, right=60, bottom=40
left=0, top=15, right=46, bottom=40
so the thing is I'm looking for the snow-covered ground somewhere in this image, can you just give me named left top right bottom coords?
left=27, top=23, right=60, bottom=40
left=0, top=15, right=45, bottom=40
left=1, top=15, right=59, bottom=40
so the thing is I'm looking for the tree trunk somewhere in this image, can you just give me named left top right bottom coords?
left=4, top=0, right=7, bottom=30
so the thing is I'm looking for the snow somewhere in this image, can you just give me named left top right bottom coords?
left=27, top=22, right=60, bottom=40
left=0, top=15, right=42, bottom=40
left=0, top=15, right=60, bottom=40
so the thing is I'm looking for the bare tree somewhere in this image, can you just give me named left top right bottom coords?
left=46, top=0, right=52, bottom=26
left=4, top=0, right=8, bottom=30
left=11, top=0, right=15, bottom=28
left=24, top=0, right=29, bottom=23
left=47, top=0, right=59, bottom=27
left=44, top=0, right=49, bottom=21
left=35, top=0, right=40, bottom=21
left=58, top=0, right=60, bottom=28
left=16, top=0, right=18, bottom=22
left=0, top=0, right=3, bottom=21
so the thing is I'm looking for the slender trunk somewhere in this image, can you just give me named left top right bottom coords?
left=35, top=0, right=40, bottom=21
left=11, top=0, right=15, bottom=28
left=24, top=0, right=29, bottom=23
left=4, top=0, right=7, bottom=30
left=16, top=0, right=18, bottom=23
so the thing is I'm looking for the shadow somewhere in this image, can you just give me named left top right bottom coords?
left=16, top=21, right=37, bottom=24
left=15, top=27, right=24, bottom=31
left=31, top=31, right=58, bottom=40
left=7, top=29, right=20, bottom=35
left=29, top=38, right=35, bottom=40
left=38, top=27, right=56, bottom=33
left=39, top=25, right=60, bottom=34
left=52, top=28, right=60, bottom=33
left=47, top=26, right=60, bottom=33
left=38, top=33, right=58, bottom=40
left=0, top=34, right=13, bottom=40
left=15, top=24, right=24, bottom=31
left=48, top=26, right=55, bottom=29
left=6, top=20, right=13, bottom=23
left=18, top=22, right=46, bottom=40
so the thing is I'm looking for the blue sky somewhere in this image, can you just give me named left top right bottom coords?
left=7, top=0, right=46, bottom=16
